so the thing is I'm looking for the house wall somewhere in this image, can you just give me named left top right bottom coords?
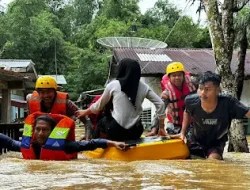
left=141, top=77, right=163, bottom=128
left=0, top=92, right=25, bottom=122
left=11, top=92, right=25, bottom=122
left=240, top=80, right=250, bottom=107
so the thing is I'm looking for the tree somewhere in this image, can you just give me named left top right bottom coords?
left=191, top=0, right=250, bottom=152
left=0, top=0, right=213, bottom=101
left=65, top=47, right=109, bottom=99
left=165, top=16, right=207, bottom=47
left=73, top=0, right=100, bottom=26
left=0, top=14, right=8, bottom=56
left=140, top=0, right=211, bottom=48
left=100, top=0, right=141, bottom=22
left=142, top=0, right=180, bottom=28
left=0, top=0, right=70, bottom=75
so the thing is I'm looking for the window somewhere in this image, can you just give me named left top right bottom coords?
left=141, top=108, right=152, bottom=129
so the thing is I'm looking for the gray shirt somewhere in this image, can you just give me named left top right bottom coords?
left=90, top=80, right=165, bottom=129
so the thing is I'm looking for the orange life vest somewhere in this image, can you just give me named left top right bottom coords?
left=28, top=91, right=68, bottom=114
left=21, top=112, right=77, bottom=160
left=161, top=72, right=196, bottom=125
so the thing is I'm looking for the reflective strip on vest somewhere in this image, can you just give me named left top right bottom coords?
left=29, top=96, right=40, bottom=102
left=166, top=81, right=179, bottom=124
left=43, top=138, right=65, bottom=150
left=49, top=127, right=70, bottom=139
left=23, top=124, right=33, bottom=137
left=184, top=75, right=196, bottom=92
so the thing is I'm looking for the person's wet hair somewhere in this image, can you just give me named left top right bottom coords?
left=198, top=71, right=221, bottom=87
left=35, top=115, right=56, bottom=130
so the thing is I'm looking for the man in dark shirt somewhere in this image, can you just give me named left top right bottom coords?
left=0, top=115, right=126, bottom=159
left=173, top=71, right=250, bottom=160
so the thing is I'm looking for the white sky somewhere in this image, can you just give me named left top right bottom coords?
left=1, top=0, right=207, bottom=24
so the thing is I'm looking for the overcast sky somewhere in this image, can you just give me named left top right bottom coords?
left=1, top=0, right=207, bottom=24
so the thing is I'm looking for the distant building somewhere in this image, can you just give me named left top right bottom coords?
left=0, top=59, right=37, bottom=122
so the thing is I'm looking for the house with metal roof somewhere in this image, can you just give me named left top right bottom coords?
left=0, top=59, right=38, bottom=123
left=0, top=59, right=38, bottom=90
left=110, top=47, right=250, bottom=129
left=0, top=69, right=33, bottom=123
left=111, top=47, right=250, bottom=76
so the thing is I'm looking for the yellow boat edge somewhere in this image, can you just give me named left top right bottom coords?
left=83, top=138, right=190, bottom=161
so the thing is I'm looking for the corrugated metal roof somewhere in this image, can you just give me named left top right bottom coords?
left=38, top=75, right=67, bottom=85
left=0, top=59, right=34, bottom=68
left=0, top=69, right=30, bottom=81
left=136, top=53, right=172, bottom=62
left=113, top=48, right=250, bottom=75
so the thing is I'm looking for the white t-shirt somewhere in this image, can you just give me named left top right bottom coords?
left=90, top=80, right=165, bottom=129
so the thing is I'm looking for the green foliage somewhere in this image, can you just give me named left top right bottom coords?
left=0, top=0, right=211, bottom=101
left=64, top=46, right=109, bottom=99
left=74, top=0, right=100, bottom=26
left=0, top=15, right=8, bottom=52
left=1, top=2, right=68, bottom=74
left=100, top=0, right=141, bottom=22
left=234, top=7, right=250, bottom=46
left=192, top=27, right=212, bottom=48
left=142, top=0, right=180, bottom=27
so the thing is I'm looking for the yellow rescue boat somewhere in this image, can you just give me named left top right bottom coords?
left=83, top=136, right=190, bottom=161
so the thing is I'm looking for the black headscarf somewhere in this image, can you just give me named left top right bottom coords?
left=116, top=58, right=141, bottom=106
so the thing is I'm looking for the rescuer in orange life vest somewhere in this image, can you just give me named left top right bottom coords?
left=0, top=112, right=127, bottom=160
left=26, top=75, right=90, bottom=140
left=146, top=62, right=196, bottom=137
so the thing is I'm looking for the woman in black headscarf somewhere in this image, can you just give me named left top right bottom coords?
left=117, top=58, right=141, bottom=106
left=76, top=58, right=165, bottom=141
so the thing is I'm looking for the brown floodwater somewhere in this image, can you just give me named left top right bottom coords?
left=0, top=131, right=250, bottom=190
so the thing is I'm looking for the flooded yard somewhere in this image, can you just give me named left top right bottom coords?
left=0, top=128, right=250, bottom=190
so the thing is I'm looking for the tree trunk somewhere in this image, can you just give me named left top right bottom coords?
left=235, top=26, right=247, bottom=100
left=228, top=25, right=249, bottom=152
left=228, top=120, right=249, bottom=152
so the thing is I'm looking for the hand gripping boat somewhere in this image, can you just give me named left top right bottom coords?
left=83, top=136, right=190, bottom=161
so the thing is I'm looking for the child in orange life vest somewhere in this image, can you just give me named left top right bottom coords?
left=0, top=113, right=127, bottom=160
left=146, top=62, right=196, bottom=137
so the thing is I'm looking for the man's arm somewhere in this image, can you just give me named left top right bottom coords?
left=0, top=133, right=21, bottom=152
left=170, top=111, right=191, bottom=141
left=66, top=100, right=93, bottom=140
left=179, top=111, right=191, bottom=140
left=64, top=139, right=126, bottom=153
left=66, top=100, right=84, bottom=120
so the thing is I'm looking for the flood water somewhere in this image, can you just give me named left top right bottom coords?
left=1, top=129, right=250, bottom=190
